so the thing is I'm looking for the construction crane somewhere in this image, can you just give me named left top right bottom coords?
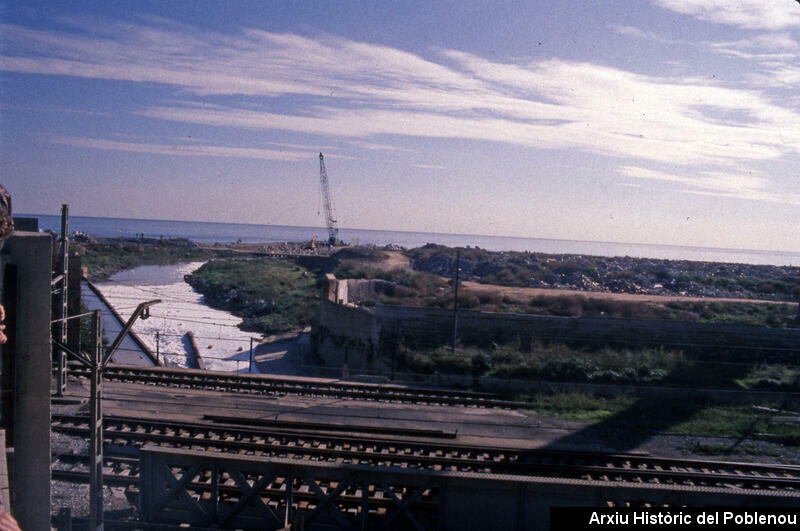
left=318, top=152, right=339, bottom=246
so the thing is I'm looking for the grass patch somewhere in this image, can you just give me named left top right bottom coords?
left=186, top=258, right=320, bottom=334
left=398, top=341, right=799, bottom=391
left=665, top=404, right=800, bottom=445
left=517, top=391, right=800, bottom=447
left=521, top=392, right=634, bottom=421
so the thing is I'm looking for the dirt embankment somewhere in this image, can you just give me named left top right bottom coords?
left=405, top=244, right=800, bottom=303
left=460, top=281, right=790, bottom=306
left=350, top=249, right=794, bottom=306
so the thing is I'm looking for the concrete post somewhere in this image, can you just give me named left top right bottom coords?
left=4, top=232, right=51, bottom=531
left=56, top=205, right=69, bottom=396
left=89, top=310, right=104, bottom=531
left=67, top=252, right=82, bottom=356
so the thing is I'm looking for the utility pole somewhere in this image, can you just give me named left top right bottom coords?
left=56, top=204, right=69, bottom=396
left=249, top=337, right=254, bottom=373
left=89, top=310, right=103, bottom=531
left=53, top=299, right=160, bottom=531
left=155, top=331, right=160, bottom=365
left=452, top=248, right=460, bottom=353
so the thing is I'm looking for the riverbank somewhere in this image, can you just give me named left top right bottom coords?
left=95, top=262, right=263, bottom=372
left=73, top=236, right=328, bottom=279
left=184, top=258, right=320, bottom=335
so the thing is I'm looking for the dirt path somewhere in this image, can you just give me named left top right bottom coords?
left=460, top=281, right=791, bottom=305
left=380, top=251, right=411, bottom=271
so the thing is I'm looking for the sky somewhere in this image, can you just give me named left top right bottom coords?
left=1, top=0, right=799, bottom=252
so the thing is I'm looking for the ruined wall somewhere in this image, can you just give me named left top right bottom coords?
left=345, top=278, right=396, bottom=304
left=316, top=300, right=381, bottom=369
left=315, top=274, right=800, bottom=372
left=375, top=304, right=800, bottom=361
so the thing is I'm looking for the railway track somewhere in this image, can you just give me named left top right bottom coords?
left=52, top=414, right=800, bottom=491
left=66, top=365, right=525, bottom=408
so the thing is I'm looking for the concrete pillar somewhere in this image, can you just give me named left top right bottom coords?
left=4, top=232, right=51, bottom=530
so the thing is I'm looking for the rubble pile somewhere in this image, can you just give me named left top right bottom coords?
left=409, top=244, right=800, bottom=301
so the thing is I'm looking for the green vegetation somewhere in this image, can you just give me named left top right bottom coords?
left=75, top=239, right=213, bottom=279
left=666, top=404, right=800, bottom=446
left=663, top=300, right=792, bottom=326
left=522, top=391, right=635, bottom=421
left=185, top=258, right=320, bottom=334
left=398, top=341, right=800, bottom=391
left=519, top=389, right=800, bottom=451
left=520, top=295, right=793, bottom=327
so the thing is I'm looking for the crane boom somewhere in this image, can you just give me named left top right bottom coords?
left=318, top=153, right=339, bottom=245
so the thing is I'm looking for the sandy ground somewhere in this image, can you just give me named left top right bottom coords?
left=459, top=281, right=789, bottom=305
left=377, top=251, right=411, bottom=271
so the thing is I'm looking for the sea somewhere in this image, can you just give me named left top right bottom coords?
left=25, top=214, right=800, bottom=267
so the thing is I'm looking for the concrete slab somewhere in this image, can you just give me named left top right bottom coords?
left=67, top=378, right=575, bottom=450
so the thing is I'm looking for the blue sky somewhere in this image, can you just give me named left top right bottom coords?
left=1, top=0, right=799, bottom=251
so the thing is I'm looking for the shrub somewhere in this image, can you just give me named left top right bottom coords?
left=471, top=353, right=491, bottom=377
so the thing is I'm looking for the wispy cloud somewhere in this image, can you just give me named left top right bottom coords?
left=655, top=0, right=800, bottom=30
left=707, top=32, right=800, bottom=89
left=50, top=136, right=317, bottom=161
left=1, top=103, right=114, bottom=117
left=351, top=141, right=417, bottom=153
left=608, top=24, right=668, bottom=42
left=412, top=163, right=447, bottom=170
left=3, top=16, right=800, bottom=176
left=618, top=165, right=800, bottom=206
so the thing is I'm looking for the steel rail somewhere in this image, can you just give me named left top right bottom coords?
left=52, top=415, right=800, bottom=491
left=67, top=365, right=525, bottom=408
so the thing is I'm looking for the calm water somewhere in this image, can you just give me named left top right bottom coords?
left=25, top=213, right=800, bottom=266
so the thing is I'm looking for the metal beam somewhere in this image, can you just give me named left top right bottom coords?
left=102, top=299, right=160, bottom=366
left=51, top=339, right=93, bottom=369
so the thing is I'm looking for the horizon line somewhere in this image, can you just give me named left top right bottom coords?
left=21, top=212, right=800, bottom=258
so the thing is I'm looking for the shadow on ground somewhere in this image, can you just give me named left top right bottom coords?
left=540, top=359, right=796, bottom=454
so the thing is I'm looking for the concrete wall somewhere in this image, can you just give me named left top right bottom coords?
left=374, top=304, right=800, bottom=360
left=316, top=300, right=380, bottom=369
left=2, top=232, right=52, bottom=530
left=315, top=275, right=800, bottom=373
left=345, top=278, right=395, bottom=304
